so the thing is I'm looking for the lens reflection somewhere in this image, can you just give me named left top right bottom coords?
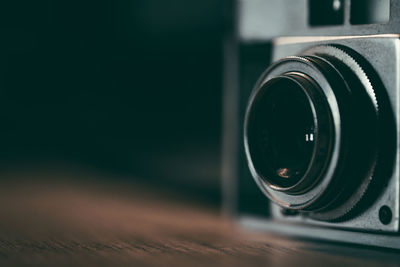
left=248, top=78, right=316, bottom=188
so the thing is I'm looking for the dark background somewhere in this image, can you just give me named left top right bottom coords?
left=0, top=1, right=226, bottom=201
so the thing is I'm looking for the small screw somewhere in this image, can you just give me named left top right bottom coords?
left=333, top=0, right=342, bottom=11
left=379, top=205, right=392, bottom=225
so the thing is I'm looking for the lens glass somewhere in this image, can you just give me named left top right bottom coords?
left=247, top=78, right=316, bottom=188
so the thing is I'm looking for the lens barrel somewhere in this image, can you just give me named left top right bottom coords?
left=244, top=45, right=395, bottom=221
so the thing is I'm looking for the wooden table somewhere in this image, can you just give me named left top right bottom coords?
left=0, top=169, right=398, bottom=266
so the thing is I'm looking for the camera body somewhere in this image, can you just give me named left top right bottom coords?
left=223, top=0, right=400, bottom=249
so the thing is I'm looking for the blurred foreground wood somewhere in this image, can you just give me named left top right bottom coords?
left=0, top=169, right=398, bottom=266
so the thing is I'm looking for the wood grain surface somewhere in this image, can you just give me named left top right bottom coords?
left=0, top=169, right=398, bottom=266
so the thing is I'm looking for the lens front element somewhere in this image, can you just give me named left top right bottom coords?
left=247, top=76, right=322, bottom=190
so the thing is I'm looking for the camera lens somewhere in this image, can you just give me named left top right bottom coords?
left=244, top=45, right=395, bottom=221
left=246, top=76, right=320, bottom=189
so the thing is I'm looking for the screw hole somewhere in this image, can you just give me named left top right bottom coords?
left=379, top=205, right=392, bottom=225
